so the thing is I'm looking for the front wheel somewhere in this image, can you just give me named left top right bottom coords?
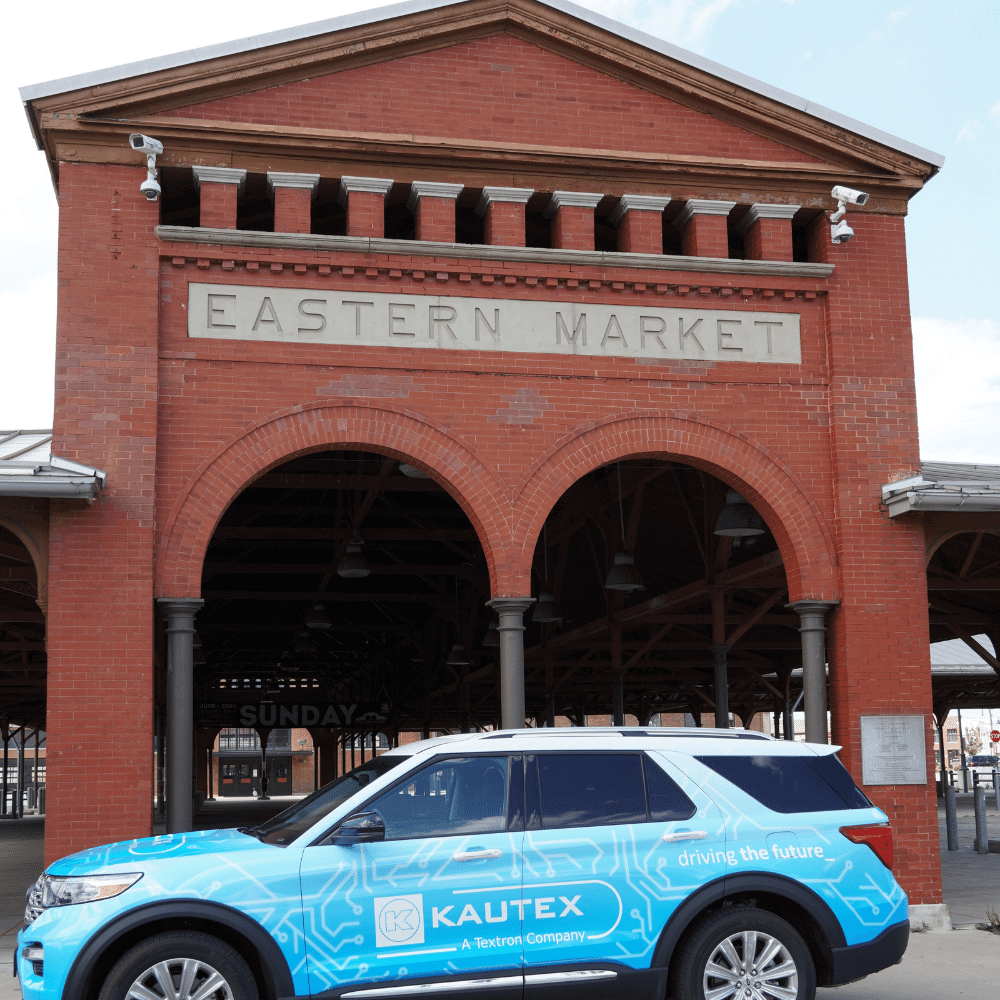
left=98, top=931, right=259, bottom=1000
left=671, top=906, right=816, bottom=1000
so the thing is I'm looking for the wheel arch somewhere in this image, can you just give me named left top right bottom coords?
left=651, top=873, right=846, bottom=989
left=65, top=900, right=294, bottom=1000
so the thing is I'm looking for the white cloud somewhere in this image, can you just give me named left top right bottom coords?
left=0, top=277, right=56, bottom=430
left=989, top=98, right=1000, bottom=122
left=592, top=0, right=739, bottom=52
left=957, top=119, right=983, bottom=142
left=887, top=8, right=912, bottom=26
left=913, top=317, right=1000, bottom=463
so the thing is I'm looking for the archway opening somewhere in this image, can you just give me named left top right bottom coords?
left=176, top=448, right=496, bottom=819
left=0, top=523, right=45, bottom=817
left=522, top=458, right=805, bottom=733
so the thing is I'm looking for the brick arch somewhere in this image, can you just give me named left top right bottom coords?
left=156, top=401, right=509, bottom=597
left=0, top=514, right=48, bottom=614
left=508, top=410, right=839, bottom=603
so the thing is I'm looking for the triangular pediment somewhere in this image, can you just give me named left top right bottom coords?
left=159, top=33, right=822, bottom=168
left=24, top=0, right=940, bottom=197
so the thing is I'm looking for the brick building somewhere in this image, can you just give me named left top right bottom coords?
left=10, top=0, right=994, bottom=922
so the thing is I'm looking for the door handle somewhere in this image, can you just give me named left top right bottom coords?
left=453, top=848, right=502, bottom=861
left=662, top=830, right=708, bottom=843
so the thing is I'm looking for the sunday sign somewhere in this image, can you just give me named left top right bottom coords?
left=187, top=283, right=801, bottom=363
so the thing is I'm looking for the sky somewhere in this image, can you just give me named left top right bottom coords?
left=1, top=0, right=998, bottom=462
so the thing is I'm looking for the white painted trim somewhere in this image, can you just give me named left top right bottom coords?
left=406, top=181, right=464, bottom=212
left=542, top=190, right=604, bottom=218
left=156, top=223, right=836, bottom=278
left=734, top=203, right=801, bottom=235
left=476, top=186, right=534, bottom=216
left=338, top=176, right=394, bottom=204
left=267, top=171, right=321, bottom=196
left=608, top=194, right=671, bottom=227
left=674, top=199, right=737, bottom=229
left=192, top=166, right=247, bottom=192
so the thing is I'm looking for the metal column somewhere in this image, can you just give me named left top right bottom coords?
left=158, top=598, right=204, bottom=834
left=487, top=598, right=535, bottom=730
left=710, top=644, right=731, bottom=729
left=789, top=600, right=838, bottom=744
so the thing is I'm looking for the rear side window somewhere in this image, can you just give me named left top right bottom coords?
left=528, top=753, right=695, bottom=829
left=696, top=753, right=872, bottom=813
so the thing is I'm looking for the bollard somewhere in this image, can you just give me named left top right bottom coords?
left=37, top=785, right=45, bottom=815
left=945, top=784, right=958, bottom=851
left=974, top=787, right=989, bottom=854
left=994, top=770, right=1000, bottom=811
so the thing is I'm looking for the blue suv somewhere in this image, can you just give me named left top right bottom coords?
left=18, top=729, right=907, bottom=1000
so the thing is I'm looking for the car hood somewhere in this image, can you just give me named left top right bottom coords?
left=48, top=828, right=270, bottom=876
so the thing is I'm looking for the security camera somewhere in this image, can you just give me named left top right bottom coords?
left=830, top=219, right=854, bottom=244
left=128, top=134, right=163, bottom=202
left=830, top=185, right=869, bottom=207
left=129, top=134, right=163, bottom=156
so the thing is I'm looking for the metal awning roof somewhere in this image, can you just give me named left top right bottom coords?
left=0, top=430, right=106, bottom=501
left=882, top=461, right=1000, bottom=517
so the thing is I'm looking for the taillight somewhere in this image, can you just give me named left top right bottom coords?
left=840, top=823, right=893, bottom=870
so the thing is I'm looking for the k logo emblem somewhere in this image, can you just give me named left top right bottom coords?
left=374, top=894, right=425, bottom=948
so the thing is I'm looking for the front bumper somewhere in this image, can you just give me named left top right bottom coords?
left=827, top=919, right=909, bottom=986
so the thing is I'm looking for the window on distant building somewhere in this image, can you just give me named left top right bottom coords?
left=948, top=749, right=960, bottom=764
left=947, top=728, right=959, bottom=742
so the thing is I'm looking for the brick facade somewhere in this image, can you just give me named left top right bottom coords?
left=25, top=0, right=943, bottom=906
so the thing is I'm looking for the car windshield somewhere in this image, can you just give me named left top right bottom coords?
left=251, top=755, right=408, bottom=846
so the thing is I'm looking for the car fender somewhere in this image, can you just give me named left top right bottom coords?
left=650, top=872, right=846, bottom=972
left=62, top=898, right=295, bottom=1000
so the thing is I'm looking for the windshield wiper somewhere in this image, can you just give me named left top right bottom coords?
left=236, top=826, right=266, bottom=841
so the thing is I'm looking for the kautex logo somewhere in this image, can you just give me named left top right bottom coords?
left=374, top=894, right=425, bottom=949
left=432, top=896, right=583, bottom=927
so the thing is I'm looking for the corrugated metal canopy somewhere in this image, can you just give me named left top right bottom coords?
left=0, top=429, right=106, bottom=500
left=882, top=460, right=1000, bottom=516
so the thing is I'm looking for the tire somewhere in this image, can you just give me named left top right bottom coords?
left=97, top=931, right=259, bottom=1000
left=670, top=906, right=816, bottom=1000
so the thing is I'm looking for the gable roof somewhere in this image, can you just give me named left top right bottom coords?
left=19, top=0, right=942, bottom=174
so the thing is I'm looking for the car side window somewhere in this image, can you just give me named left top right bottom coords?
left=533, top=753, right=647, bottom=829
left=644, top=755, right=697, bottom=821
left=366, top=755, right=511, bottom=841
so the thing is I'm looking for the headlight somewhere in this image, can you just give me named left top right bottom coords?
left=24, top=873, right=142, bottom=924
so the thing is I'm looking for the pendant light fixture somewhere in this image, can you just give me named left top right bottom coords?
left=533, top=523, right=563, bottom=622
left=306, top=602, right=332, bottom=629
left=446, top=643, right=470, bottom=667
left=337, top=538, right=371, bottom=579
left=605, top=463, right=645, bottom=593
left=294, top=630, right=317, bottom=654
left=713, top=490, right=766, bottom=547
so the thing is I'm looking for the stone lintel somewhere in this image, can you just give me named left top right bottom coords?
left=674, top=199, right=737, bottom=229
left=406, top=181, right=464, bottom=213
left=608, top=194, right=671, bottom=227
left=192, top=166, right=247, bottom=193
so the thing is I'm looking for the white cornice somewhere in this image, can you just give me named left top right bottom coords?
left=337, top=176, right=394, bottom=205
left=542, top=191, right=604, bottom=219
left=192, top=166, right=247, bottom=192
left=155, top=224, right=835, bottom=278
left=406, top=181, right=464, bottom=212
left=608, top=194, right=671, bottom=227
left=267, top=171, right=321, bottom=196
left=734, top=203, right=801, bottom=235
left=476, top=186, right=534, bottom=216
left=674, top=199, right=737, bottom=229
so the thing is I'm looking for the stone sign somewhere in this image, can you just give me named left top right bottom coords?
left=860, top=715, right=927, bottom=786
left=188, top=283, right=802, bottom=364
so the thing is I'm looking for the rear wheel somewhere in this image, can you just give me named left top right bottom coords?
left=98, top=931, right=258, bottom=1000
left=671, top=906, right=815, bottom=1000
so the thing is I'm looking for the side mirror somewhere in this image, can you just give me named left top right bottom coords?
left=330, top=811, right=385, bottom=845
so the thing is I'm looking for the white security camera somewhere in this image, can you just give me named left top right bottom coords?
left=129, top=134, right=163, bottom=156
left=128, top=134, right=163, bottom=202
left=829, top=184, right=868, bottom=244
left=830, top=219, right=854, bottom=244
left=830, top=185, right=869, bottom=207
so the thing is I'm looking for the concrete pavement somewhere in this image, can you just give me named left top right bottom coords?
left=2, top=793, right=999, bottom=1000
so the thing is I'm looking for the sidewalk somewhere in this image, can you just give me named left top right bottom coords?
left=2, top=795, right=999, bottom=1000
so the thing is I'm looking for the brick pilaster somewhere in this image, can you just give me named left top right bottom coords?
left=268, top=171, right=320, bottom=234
left=544, top=191, right=603, bottom=250
left=476, top=186, right=532, bottom=247
left=676, top=199, right=735, bottom=258
left=338, top=176, right=393, bottom=238
left=407, top=181, right=463, bottom=242
left=609, top=194, right=670, bottom=254
left=192, top=166, right=246, bottom=230
left=736, top=203, right=799, bottom=261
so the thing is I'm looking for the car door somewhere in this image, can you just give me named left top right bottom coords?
left=300, top=753, right=525, bottom=997
left=520, top=750, right=726, bottom=1000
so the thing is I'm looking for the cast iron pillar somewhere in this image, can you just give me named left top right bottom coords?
left=159, top=598, right=204, bottom=833
left=487, top=597, right=535, bottom=730
left=789, top=600, right=838, bottom=744
left=710, top=644, right=731, bottom=729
